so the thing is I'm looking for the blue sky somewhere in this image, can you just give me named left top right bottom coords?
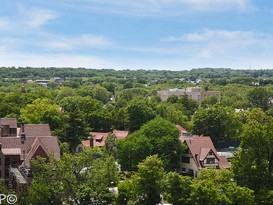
left=1, top=0, right=273, bottom=70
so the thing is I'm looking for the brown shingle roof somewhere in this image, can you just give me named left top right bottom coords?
left=182, top=136, right=230, bottom=169
left=0, top=118, right=17, bottom=128
left=89, top=132, right=108, bottom=147
left=176, top=125, right=189, bottom=134
left=19, top=124, right=52, bottom=137
left=113, top=130, right=129, bottom=140
left=0, top=136, right=60, bottom=168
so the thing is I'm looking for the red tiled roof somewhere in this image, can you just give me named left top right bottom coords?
left=176, top=125, right=188, bottom=134
left=182, top=136, right=230, bottom=169
left=89, top=132, right=108, bottom=147
left=199, top=147, right=211, bottom=161
left=0, top=136, right=60, bottom=168
left=0, top=118, right=17, bottom=128
left=2, top=148, right=21, bottom=155
left=218, top=156, right=231, bottom=169
left=19, top=124, right=52, bottom=137
left=113, top=130, right=129, bottom=140
left=82, top=140, right=91, bottom=148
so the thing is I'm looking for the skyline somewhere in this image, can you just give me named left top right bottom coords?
left=1, top=0, right=273, bottom=70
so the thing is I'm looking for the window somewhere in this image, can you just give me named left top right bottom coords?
left=11, top=157, right=17, bottom=165
left=9, top=128, right=16, bottom=134
left=188, top=169, right=194, bottom=177
left=5, top=157, right=9, bottom=166
left=181, top=156, right=190, bottom=163
left=206, top=158, right=215, bottom=164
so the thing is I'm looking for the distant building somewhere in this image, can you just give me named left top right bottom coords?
left=157, top=87, right=220, bottom=103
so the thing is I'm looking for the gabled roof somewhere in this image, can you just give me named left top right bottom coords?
left=176, top=125, right=189, bottom=135
left=113, top=130, right=129, bottom=140
left=89, top=132, right=108, bottom=147
left=19, top=124, right=52, bottom=137
left=0, top=136, right=60, bottom=168
left=181, top=136, right=230, bottom=169
left=0, top=118, right=17, bottom=128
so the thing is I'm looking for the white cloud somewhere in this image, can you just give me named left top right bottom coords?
left=0, top=51, right=112, bottom=68
left=24, top=8, right=57, bottom=27
left=0, top=18, right=9, bottom=29
left=47, top=34, right=112, bottom=50
left=70, top=0, right=254, bottom=16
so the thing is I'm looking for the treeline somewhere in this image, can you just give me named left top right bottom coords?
left=2, top=67, right=273, bottom=82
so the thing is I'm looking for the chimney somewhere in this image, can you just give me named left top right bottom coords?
left=21, top=122, right=26, bottom=144
left=21, top=86, right=26, bottom=93
left=21, top=122, right=25, bottom=133
left=89, top=136, right=94, bottom=148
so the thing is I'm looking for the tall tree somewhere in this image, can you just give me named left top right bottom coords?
left=117, top=117, right=183, bottom=171
left=133, top=155, right=164, bottom=205
left=28, top=149, right=117, bottom=205
left=163, top=172, right=192, bottom=205
left=192, top=104, right=242, bottom=143
left=21, top=98, right=64, bottom=131
left=232, top=110, right=273, bottom=191
left=127, top=98, right=156, bottom=132
left=247, top=87, right=270, bottom=111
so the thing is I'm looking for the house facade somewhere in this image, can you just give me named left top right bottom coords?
left=179, top=136, right=230, bottom=177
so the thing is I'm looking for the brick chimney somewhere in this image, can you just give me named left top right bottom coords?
left=21, top=122, right=26, bottom=144
left=21, top=86, right=26, bottom=93
left=89, top=136, right=94, bottom=148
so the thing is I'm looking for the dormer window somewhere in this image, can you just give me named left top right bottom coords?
left=206, top=158, right=215, bottom=164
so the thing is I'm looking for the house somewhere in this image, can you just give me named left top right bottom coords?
left=157, top=87, right=221, bottom=103
left=179, top=135, right=230, bottom=178
left=0, top=119, right=60, bottom=194
left=75, top=130, right=129, bottom=153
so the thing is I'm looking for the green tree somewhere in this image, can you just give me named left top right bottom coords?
left=190, top=169, right=254, bottom=205
left=92, top=84, right=111, bottom=104
left=127, top=98, right=156, bottom=132
left=105, top=133, right=117, bottom=156
left=20, top=98, right=64, bottom=131
left=201, top=95, right=219, bottom=107
left=247, top=87, right=270, bottom=111
left=178, top=94, right=199, bottom=117
left=192, top=104, right=242, bottom=143
left=117, top=117, right=183, bottom=171
left=28, top=149, right=117, bottom=205
left=167, top=94, right=179, bottom=103
left=123, top=155, right=164, bottom=205
left=163, top=172, right=192, bottom=205
left=232, top=110, right=273, bottom=191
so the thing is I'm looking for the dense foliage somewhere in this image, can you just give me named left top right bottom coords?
left=1, top=67, right=273, bottom=204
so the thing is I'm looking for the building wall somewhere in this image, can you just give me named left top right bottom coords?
left=157, top=87, right=220, bottom=103
left=4, top=155, right=21, bottom=180
left=0, top=152, right=4, bottom=179
left=179, top=153, right=199, bottom=177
